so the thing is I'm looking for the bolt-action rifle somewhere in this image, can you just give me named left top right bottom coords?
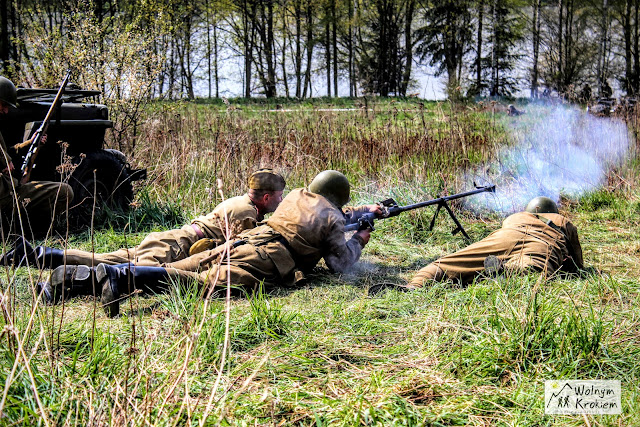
left=19, top=71, right=71, bottom=184
left=345, top=184, right=496, bottom=239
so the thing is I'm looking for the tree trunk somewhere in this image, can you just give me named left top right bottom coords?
left=303, top=1, right=314, bottom=98
left=282, top=4, right=290, bottom=98
left=214, top=20, right=219, bottom=98
left=598, top=0, right=609, bottom=95
left=624, top=0, right=632, bottom=94
left=635, top=0, right=639, bottom=94
left=243, top=1, right=253, bottom=98
left=295, top=0, right=302, bottom=98
left=564, top=0, right=574, bottom=90
left=169, top=38, right=176, bottom=98
left=531, top=0, right=541, bottom=98
left=476, top=0, right=484, bottom=95
left=332, top=0, right=338, bottom=97
left=348, top=0, right=354, bottom=97
left=266, top=0, right=276, bottom=98
left=558, top=0, right=563, bottom=91
left=490, top=0, right=498, bottom=95
left=325, top=7, right=331, bottom=97
left=206, top=0, right=212, bottom=98
left=185, top=19, right=195, bottom=99
left=400, top=0, right=415, bottom=96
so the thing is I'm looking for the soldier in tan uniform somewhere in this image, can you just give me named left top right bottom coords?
left=64, top=170, right=379, bottom=317
left=0, top=76, right=73, bottom=236
left=405, top=197, right=583, bottom=288
left=14, top=169, right=285, bottom=301
left=5, top=168, right=285, bottom=266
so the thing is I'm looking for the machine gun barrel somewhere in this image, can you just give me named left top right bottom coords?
left=344, top=184, right=496, bottom=239
left=392, top=184, right=496, bottom=215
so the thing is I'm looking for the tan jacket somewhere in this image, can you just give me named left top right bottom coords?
left=166, top=188, right=369, bottom=289
left=408, top=211, right=583, bottom=286
left=192, top=194, right=261, bottom=243
left=501, top=212, right=583, bottom=272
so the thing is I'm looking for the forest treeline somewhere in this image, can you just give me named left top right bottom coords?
left=0, top=0, right=639, bottom=101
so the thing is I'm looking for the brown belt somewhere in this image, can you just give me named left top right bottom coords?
left=191, top=223, right=205, bottom=239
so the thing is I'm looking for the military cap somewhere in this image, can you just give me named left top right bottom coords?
left=248, top=169, right=286, bottom=191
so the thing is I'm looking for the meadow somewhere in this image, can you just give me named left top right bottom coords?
left=1, top=97, right=639, bottom=426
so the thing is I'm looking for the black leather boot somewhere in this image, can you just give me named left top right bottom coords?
left=2, top=237, right=65, bottom=268
left=96, top=263, right=170, bottom=318
left=37, top=265, right=98, bottom=304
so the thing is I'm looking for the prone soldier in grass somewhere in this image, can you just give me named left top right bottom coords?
left=5, top=169, right=285, bottom=292
left=48, top=170, right=381, bottom=317
left=403, top=196, right=583, bottom=289
left=0, top=76, right=73, bottom=236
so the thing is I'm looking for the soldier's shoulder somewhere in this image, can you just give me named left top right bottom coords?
left=214, top=194, right=257, bottom=216
left=544, top=212, right=571, bottom=223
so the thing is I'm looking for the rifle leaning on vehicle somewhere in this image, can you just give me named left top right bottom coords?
left=19, top=71, right=72, bottom=183
left=345, top=184, right=496, bottom=239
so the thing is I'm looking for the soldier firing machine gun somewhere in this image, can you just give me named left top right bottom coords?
left=345, top=184, right=496, bottom=239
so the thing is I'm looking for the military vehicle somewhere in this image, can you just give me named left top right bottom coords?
left=0, top=83, right=146, bottom=223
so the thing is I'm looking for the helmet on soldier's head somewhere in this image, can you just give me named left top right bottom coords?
left=0, top=77, right=17, bottom=108
left=525, top=196, right=558, bottom=214
left=309, top=170, right=350, bottom=208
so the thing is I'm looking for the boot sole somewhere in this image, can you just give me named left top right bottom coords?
left=51, top=265, right=93, bottom=286
left=50, top=265, right=96, bottom=302
left=96, top=264, right=120, bottom=318
left=484, top=255, right=503, bottom=277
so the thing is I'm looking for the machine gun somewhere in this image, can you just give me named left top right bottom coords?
left=345, top=184, right=496, bottom=239
left=19, top=71, right=71, bottom=183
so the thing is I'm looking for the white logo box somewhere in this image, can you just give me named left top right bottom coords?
left=545, top=380, right=621, bottom=415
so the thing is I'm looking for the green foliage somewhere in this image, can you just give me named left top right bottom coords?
left=161, top=278, right=203, bottom=321
left=232, top=284, right=298, bottom=351
left=79, top=187, right=187, bottom=233
left=578, top=189, right=618, bottom=211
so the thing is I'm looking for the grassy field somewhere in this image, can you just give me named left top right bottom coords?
left=1, top=98, right=639, bottom=426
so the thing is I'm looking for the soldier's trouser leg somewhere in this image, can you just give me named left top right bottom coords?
left=132, top=225, right=199, bottom=265
left=60, top=226, right=200, bottom=267
left=407, top=263, right=445, bottom=288
left=17, top=181, right=73, bottom=231
left=164, top=242, right=282, bottom=295
left=63, top=247, right=136, bottom=266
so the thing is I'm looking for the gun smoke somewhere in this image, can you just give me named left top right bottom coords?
left=464, top=105, right=630, bottom=214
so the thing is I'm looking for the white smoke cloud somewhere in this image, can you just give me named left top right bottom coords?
left=464, top=105, right=630, bottom=214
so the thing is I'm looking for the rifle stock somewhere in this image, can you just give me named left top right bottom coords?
left=20, top=71, right=72, bottom=183
left=344, top=184, right=496, bottom=239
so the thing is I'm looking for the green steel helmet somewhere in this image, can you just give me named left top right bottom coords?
left=309, top=170, right=350, bottom=208
left=0, top=76, right=17, bottom=108
left=525, top=196, right=559, bottom=214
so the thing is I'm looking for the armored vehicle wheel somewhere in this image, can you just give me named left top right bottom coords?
left=69, top=150, right=133, bottom=225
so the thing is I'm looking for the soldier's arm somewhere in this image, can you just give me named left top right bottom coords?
left=343, top=204, right=382, bottom=224
left=323, top=220, right=370, bottom=273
